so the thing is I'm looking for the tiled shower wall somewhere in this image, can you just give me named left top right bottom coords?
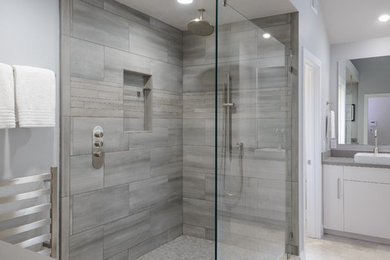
left=60, top=0, right=183, bottom=259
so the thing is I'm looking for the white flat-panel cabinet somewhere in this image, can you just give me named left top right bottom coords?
left=344, top=180, right=390, bottom=239
left=323, top=165, right=390, bottom=240
left=323, top=165, right=343, bottom=231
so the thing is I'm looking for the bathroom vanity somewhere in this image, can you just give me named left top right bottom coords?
left=323, top=158, right=390, bottom=241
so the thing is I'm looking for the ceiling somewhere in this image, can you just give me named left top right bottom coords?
left=116, top=0, right=296, bottom=31
left=321, top=0, right=390, bottom=44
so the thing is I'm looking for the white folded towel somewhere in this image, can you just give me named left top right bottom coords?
left=13, top=65, right=56, bottom=127
left=330, top=110, right=336, bottom=139
left=0, top=63, right=16, bottom=129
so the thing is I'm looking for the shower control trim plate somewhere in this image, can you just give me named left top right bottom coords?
left=92, top=126, right=104, bottom=169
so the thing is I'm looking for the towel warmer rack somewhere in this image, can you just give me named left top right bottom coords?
left=0, top=167, right=58, bottom=258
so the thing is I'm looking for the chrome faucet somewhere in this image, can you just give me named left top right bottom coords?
left=374, top=129, right=379, bottom=154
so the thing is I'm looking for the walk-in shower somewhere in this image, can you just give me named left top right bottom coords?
left=59, top=0, right=298, bottom=259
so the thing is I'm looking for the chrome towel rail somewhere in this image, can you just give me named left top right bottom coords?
left=0, top=167, right=58, bottom=258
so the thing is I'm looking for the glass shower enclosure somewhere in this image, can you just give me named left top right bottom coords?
left=214, top=2, right=297, bottom=259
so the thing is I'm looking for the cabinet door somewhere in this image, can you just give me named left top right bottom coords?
left=344, top=180, right=390, bottom=239
left=323, top=165, right=343, bottom=231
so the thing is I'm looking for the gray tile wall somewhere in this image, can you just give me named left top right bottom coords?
left=60, top=0, right=183, bottom=259
left=61, top=0, right=299, bottom=258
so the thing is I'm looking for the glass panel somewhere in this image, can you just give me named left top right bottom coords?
left=216, top=2, right=293, bottom=259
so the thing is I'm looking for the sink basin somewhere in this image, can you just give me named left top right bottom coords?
left=354, top=153, right=390, bottom=166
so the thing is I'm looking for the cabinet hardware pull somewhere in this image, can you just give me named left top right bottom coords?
left=337, top=178, right=341, bottom=199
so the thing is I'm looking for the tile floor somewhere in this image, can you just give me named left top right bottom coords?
left=137, top=236, right=213, bottom=260
left=137, top=235, right=285, bottom=260
left=306, top=234, right=390, bottom=260
left=138, top=234, right=390, bottom=260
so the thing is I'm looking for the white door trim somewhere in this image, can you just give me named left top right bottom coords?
left=302, top=48, right=323, bottom=241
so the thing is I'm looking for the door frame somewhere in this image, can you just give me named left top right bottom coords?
left=302, top=48, right=323, bottom=242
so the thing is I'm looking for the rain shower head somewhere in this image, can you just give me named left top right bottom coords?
left=187, top=9, right=214, bottom=36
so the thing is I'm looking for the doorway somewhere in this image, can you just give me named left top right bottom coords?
left=302, top=48, right=322, bottom=243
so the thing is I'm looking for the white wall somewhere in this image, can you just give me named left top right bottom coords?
left=0, top=0, right=60, bottom=179
left=330, top=37, right=390, bottom=144
left=288, top=0, right=330, bottom=256
left=290, top=0, right=330, bottom=152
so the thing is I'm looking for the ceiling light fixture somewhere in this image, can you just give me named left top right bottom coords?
left=378, top=14, right=390, bottom=23
left=177, top=0, right=193, bottom=4
left=263, top=33, right=271, bottom=39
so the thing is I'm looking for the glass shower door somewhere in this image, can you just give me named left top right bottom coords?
left=215, top=2, right=295, bottom=259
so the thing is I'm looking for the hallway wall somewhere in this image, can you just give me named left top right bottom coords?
left=0, top=0, right=60, bottom=180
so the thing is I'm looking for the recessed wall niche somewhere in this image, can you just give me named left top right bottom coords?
left=123, top=70, right=152, bottom=132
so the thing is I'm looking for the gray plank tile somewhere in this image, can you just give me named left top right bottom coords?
left=70, top=154, right=104, bottom=195
left=103, top=210, right=150, bottom=259
left=150, top=199, right=182, bottom=236
left=129, top=21, right=168, bottom=62
left=106, top=250, right=129, bottom=260
left=104, top=150, right=151, bottom=187
left=128, top=128, right=168, bottom=149
left=103, top=0, right=150, bottom=26
left=61, top=35, right=71, bottom=117
left=71, top=77, right=123, bottom=117
left=183, top=168, right=206, bottom=200
left=81, top=0, right=103, bottom=8
left=183, top=224, right=206, bottom=239
left=72, top=0, right=129, bottom=50
left=72, top=185, right=130, bottom=233
left=71, top=117, right=128, bottom=156
left=128, top=231, right=168, bottom=260
left=152, top=90, right=183, bottom=119
left=183, top=198, right=214, bottom=229
left=129, top=176, right=167, bottom=212
left=151, top=146, right=182, bottom=177
left=71, top=37, right=104, bottom=80
left=104, top=47, right=151, bottom=84
left=151, top=61, right=183, bottom=93
left=61, top=116, right=71, bottom=198
left=69, top=226, right=104, bottom=260
left=183, top=146, right=214, bottom=172
left=183, top=119, right=206, bottom=145
left=60, top=197, right=70, bottom=260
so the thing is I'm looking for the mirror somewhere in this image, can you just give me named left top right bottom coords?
left=338, top=56, right=390, bottom=145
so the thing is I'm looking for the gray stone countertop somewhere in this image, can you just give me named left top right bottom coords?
left=322, top=156, right=390, bottom=169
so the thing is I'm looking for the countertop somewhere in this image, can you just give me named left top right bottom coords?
left=0, top=241, right=54, bottom=260
left=322, top=156, right=390, bottom=169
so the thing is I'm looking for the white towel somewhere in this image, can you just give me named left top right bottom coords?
left=13, top=65, right=56, bottom=127
left=0, top=63, right=16, bottom=129
left=330, top=110, right=336, bottom=139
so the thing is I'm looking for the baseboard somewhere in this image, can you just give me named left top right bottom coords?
left=324, top=229, right=390, bottom=245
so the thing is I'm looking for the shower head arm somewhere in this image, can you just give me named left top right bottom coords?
left=198, top=8, right=205, bottom=20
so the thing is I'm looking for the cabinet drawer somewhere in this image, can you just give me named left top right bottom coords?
left=344, top=166, right=390, bottom=184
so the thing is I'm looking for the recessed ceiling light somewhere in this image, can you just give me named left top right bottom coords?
left=263, top=33, right=271, bottom=39
left=378, top=14, right=390, bottom=23
left=177, top=0, right=193, bottom=4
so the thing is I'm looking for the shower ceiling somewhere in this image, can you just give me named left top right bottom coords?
left=115, top=0, right=297, bottom=30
